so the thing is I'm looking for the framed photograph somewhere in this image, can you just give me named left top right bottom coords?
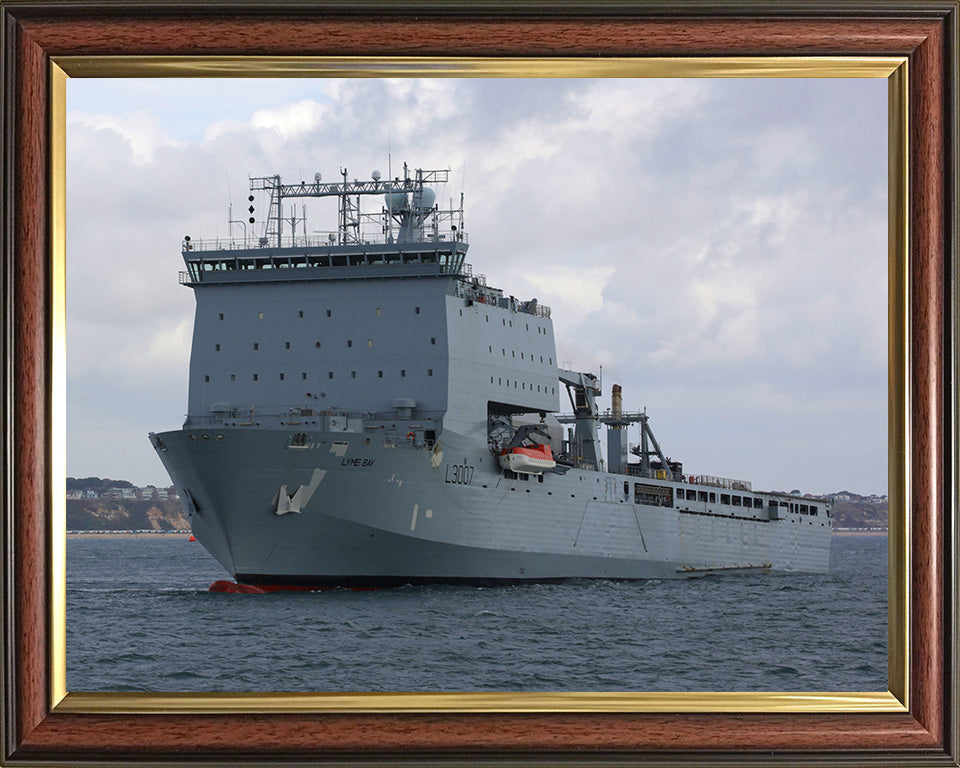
left=2, top=3, right=956, bottom=765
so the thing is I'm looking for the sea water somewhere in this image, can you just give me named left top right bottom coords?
left=66, top=534, right=886, bottom=692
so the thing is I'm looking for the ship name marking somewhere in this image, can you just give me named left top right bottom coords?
left=341, top=457, right=375, bottom=468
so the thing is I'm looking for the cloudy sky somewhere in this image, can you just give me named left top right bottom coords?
left=66, top=77, right=887, bottom=495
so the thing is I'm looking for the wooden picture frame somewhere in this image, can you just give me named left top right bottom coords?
left=2, top=2, right=956, bottom=764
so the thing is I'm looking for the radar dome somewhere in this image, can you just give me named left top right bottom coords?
left=384, top=191, right=407, bottom=211
left=417, top=187, right=436, bottom=210
left=372, top=170, right=382, bottom=181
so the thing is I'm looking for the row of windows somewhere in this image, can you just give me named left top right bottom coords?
left=487, top=346, right=553, bottom=365
left=218, top=307, right=424, bottom=321
left=677, top=488, right=819, bottom=515
left=203, top=368, right=436, bottom=384
left=477, top=313, right=548, bottom=336
left=487, top=376, right=555, bottom=395
left=214, top=337, right=438, bottom=352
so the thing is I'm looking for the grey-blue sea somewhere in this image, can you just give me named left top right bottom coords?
left=66, top=534, right=886, bottom=692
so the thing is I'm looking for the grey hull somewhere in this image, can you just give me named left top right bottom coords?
left=152, top=426, right=832, bottom=587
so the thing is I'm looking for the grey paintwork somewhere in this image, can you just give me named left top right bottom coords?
left=152, top=167, right=832, bottom=586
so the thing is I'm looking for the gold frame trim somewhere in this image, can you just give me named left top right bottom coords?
left=50, top=55, right=909, bottom=715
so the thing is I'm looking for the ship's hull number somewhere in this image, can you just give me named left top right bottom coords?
left=445, top=462, right=475, bottom=485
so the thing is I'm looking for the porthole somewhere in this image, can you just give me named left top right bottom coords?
left=215, top=434, right=225, bottom=441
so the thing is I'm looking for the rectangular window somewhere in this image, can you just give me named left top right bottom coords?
left=431, top=337, right=436, bottom=345
left=298, top=310, right=303, bottom=318
left=754, top=498, right=763, bottom=509
left=709, top=492, right=716, bottom=503
left=328, top=372, right=333, bottom=379
left=698, top=491, right=708, bottom=502
left=351, top=371, right=356, bottom=379
left=301, top=372, right=307, bottom=380
left=253, top=343, right=259, bottom=350
left=326, top=309, right=332, bottom=317
left=215, top=344, right=221, bottom=351
left=721, top=494, right=731, bottom=505
left=800, top=504, right=808, bottom=514
left=378, top=370, right=383, bottom=378
left=347, top=340, right=352, bottom=348
left=428, top=369, right=433, bottom=376
left=368, top=339, right=373, bottom=347
left=634, top=483, right=673, bottom=507
left=253, top=374, right=259, bottom=381
left=376, top=307, right=382, bottom=316
left=230, top=374, right=236, bottom=382
left=732, top=496, right=742, bottom=506
left=401, top=369, right=406, bottom=377
left=810, top=504, right=818, bottom=515
left=279, top=373, right=285, bottom=381
left=285, top=342, right=290, bottom=349
left=258, top=312, right=264, bottom=320
left=204, top=375, right=209, bottom=383
left=415, top=307, right=420, bottom=314
left=218, top=312, right=224, bottom=320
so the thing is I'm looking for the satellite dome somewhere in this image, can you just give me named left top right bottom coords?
left=384, top=191, right=407, bottom=211
left=418, top=187, right=436, bottom=210
left=372, top=170, right=382, bottom=181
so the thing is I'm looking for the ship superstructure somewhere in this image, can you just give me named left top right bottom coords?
left=151, top=164, right=831, bottom=588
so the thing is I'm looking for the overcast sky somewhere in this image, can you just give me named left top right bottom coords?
left=66, top=77, right=887, bottom=495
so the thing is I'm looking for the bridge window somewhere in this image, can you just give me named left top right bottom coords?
left=230, top=374, right=236, bottom=382
left=285, top=342, right=290, bottom=349
left=754, top=498, right=763, bottom=509
left=328, top=372, right=333, bottom=379
left=376, top=307, right=381, bottom=316
left=301, top=372, right=307, bottom=380
left=218, top=313, right=224, bottom=320
left=215, top=344, right=221, bottom=351
left=415, top=307, right=420, bottom=314
left=204, top=375, right=209, bottom=383
left=401, top=370, right=406, bottom=377
left=279, top=373, right=284, bottom=381
left=428, top=369, right=433, bottom=376
left=431, top=338, right=436, bottom=345
left=253, top=374, right=258, bottom=381
left=253, top=343, right=259, bottom=350
left=326, top=309, right=332, bottom=317
left=298, top=310, right=303, bottom=318
left=732, top=496, right=742, bottom=506
left=347, top=340, right=352, bottom=348
left=810, top=504, right=818, bottom=515
left=698, top=491, right=708, bottom=502
left=721, top=494, right=731, bottom=505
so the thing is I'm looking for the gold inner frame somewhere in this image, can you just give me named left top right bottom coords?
left=48, top=56, right=909, bottom=714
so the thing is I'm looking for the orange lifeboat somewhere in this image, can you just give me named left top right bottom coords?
left=498, top=443, right=556, bottom=475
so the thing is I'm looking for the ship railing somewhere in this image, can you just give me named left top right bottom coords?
left=689, top=474, right=753, bottom=491
left=383, top=436, right=435, bottom=451
left=183, top=231, right=468, bottom=252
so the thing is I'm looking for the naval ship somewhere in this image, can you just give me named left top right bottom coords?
left=150, top=164, right=832, bottom=589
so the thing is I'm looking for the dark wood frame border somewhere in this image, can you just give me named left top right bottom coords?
left=2, top=3, right=957, bottom=765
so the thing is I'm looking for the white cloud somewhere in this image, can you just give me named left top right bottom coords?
left=67, top=110, right=177, bottom=165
